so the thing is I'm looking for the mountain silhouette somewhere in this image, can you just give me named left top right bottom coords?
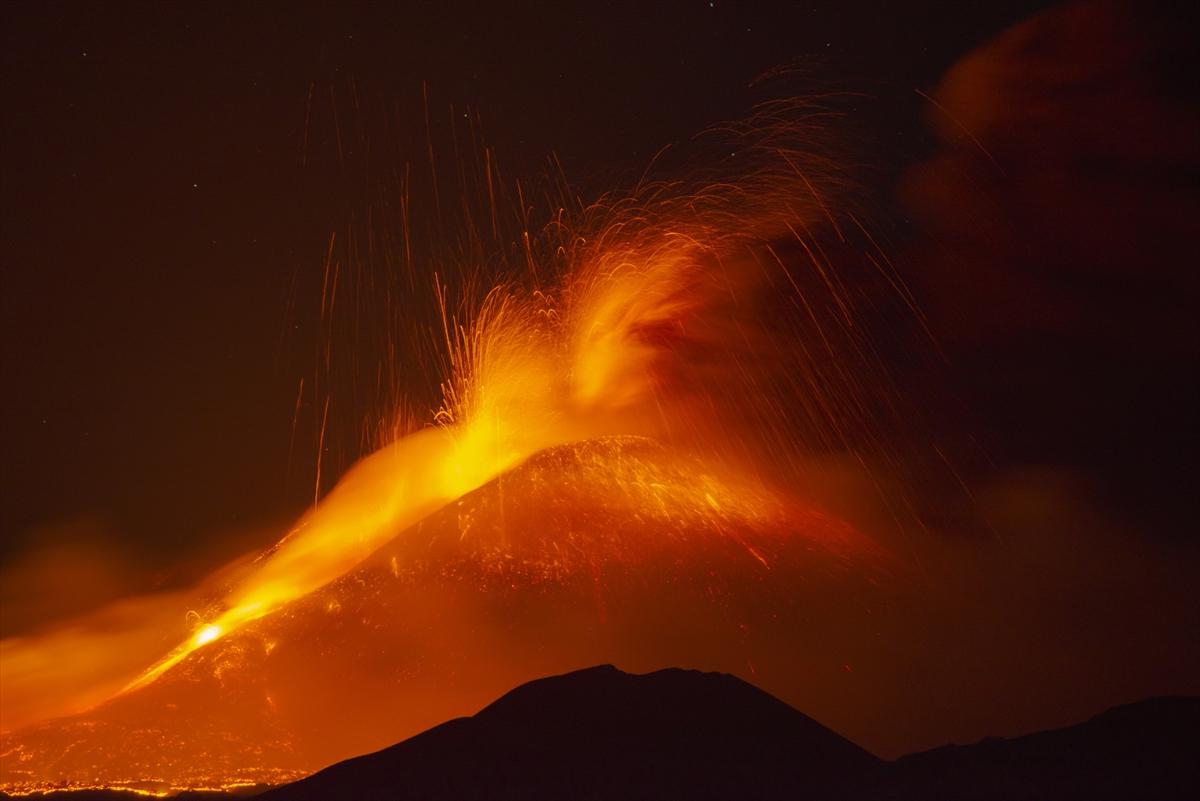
left=257, top=664, right=879, bottom=800
left=256, top=665, right=1199, bottom=801
left=9, top=666, right=1193, bottom=800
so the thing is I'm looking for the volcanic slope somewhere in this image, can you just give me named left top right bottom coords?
left=258, top=664, right=881, bottom=801
left=0, top=437, right=887, bottom=794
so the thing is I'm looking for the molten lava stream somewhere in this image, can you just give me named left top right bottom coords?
left=1, top=435, right=887, bottom=794
left=1, top=105, right=906, bottom=792
left=134, top=407, right=590, bottom=692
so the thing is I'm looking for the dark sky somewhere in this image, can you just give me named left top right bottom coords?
left=4, top=0, right=1195, bottom=626
left=0, top=2, right=1045, bottom=561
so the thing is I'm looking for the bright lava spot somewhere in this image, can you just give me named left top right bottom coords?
left=193, top=624, right=221, bottom=646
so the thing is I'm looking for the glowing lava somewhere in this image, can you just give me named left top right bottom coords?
left=1, top=439, right=887, bottom=795
left=1, top=102, right=907, bottom=793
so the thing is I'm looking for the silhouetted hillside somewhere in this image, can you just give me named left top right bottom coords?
left=877, top=695, right=1200, bottom=800
left=258, top=666, right=1199, bottom=800
left=12, top=668, right=1196, bottom=800
left=258, top=664, right=879, bottom=800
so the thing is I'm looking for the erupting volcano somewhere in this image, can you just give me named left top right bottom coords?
left=7, top=2, right=1198, bottom=797
left=1, top=101, right=906, bottom=794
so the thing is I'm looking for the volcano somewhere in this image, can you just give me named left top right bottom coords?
left=0, top=438, right=886, bottom=795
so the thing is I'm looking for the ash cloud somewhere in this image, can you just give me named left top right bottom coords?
left=742, top=0, right=1200, bottom=753
left=898, top=0, right=1199, bottom=543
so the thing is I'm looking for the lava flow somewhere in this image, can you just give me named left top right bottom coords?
left=0, top=104, right=907, bottom=794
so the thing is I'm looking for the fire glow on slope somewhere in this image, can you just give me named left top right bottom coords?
left=2, top=438, right=888, bottom=794
left=127, top=213, right=797, bottom=692
left=1, top=102, right=910, bottom=793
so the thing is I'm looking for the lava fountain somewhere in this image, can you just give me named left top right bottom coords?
left=0, top=101, right=911, bottom=794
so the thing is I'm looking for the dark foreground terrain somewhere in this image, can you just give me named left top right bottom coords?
left=6, top=665, right=1197, bottom=800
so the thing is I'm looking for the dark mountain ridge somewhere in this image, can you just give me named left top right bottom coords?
left=877, top=694, right=1200, bottom=800
left=8, top=666, right=1195, bottom=800
left=260, top=664, right=878, bottom=800
left=257, top=665, right=1198, bottom=800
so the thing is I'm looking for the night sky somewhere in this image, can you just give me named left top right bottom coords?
left=2, top=0, right=1196, bottom=657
